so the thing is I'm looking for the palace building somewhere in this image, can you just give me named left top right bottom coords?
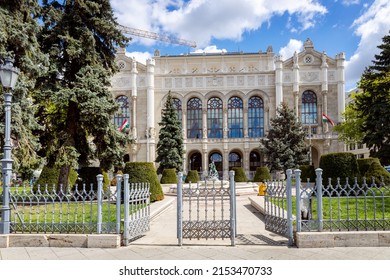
left=110, top=38, right=346, bottom=179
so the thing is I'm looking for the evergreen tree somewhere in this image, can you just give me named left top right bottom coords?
left=156, top=91, right=184, bottom=174
left=0, top=1, right=48, bottom=179
left=260, top=102, right=309, bottom=172
left=36, top=0, right=129, bottom=189
left=355, top=31, right=390, bottom=165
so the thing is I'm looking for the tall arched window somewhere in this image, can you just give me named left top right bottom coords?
left=187, top=98, right=202, bottom=138
left=172, top=98, right=182, bottom=125
left=228, top=97, right=243, bottom=138
left=248, top=96, right=264, bottom=137
left=114, top=95, right=130, bottom=128
left=207, top=97, right=223, bottom=138
left=229, top=152, right=242, bottom=169
left=301, top=90, right=317, bottom=124
left=189, top=152, right=202, bottom=172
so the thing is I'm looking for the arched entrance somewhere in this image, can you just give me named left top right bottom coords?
left=229, top=151, right=242, bottom=169
left=209, top=152, right=223, bottom=178
left=189, top=152, right=202, bottom=172
left=249, top=151, right=261, bottom=171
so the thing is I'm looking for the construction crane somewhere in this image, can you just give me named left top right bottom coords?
left=118, top=24, right=197, bottom=48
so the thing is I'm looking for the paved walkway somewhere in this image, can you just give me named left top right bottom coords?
left=1, top=194, right=390, bottom=260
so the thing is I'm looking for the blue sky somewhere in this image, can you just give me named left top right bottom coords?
left=111, top=0, right=390, bottom=91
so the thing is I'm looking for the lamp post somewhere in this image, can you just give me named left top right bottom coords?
left=0, top=57, right=20, bottom=234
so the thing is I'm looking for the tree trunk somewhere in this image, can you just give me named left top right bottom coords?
left=57, top=164, right=71, bottom=194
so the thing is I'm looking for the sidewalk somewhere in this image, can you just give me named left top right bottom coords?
left=1, top=195, right=390, bottom=260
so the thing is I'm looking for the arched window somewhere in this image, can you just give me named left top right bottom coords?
left=172, top=98, right=182, bottom=125
left=249, top=151, right=261, bottom=171
left=189, top=152, right=202, bottom=172
left=187, top=98, right=202, bottom=138
left=114, top=95, right=130, bottom=128
left=248, top=96, right=264, bottom=137
left=229, top=152, right=242, bottom=169
left=209, top=152, right=223, bottom=178
left=207, top=97, right=223, bottom=138
left=228, top=97, right=243, bottom=138
left=301, top=90, right=317, bottom=124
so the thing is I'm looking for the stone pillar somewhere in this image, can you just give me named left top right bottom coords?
left=293, top=51, right=300, bottom=119
left=336, top=52, right=346, bottom=123
left=223, top=149, right=229, bottom=180
left=202, top=148, right=208, bottom=179
left=275, top=55, right=283, bottom=109
left=146, top=58, right=155, bottom=162
left=223, top=108, right=228, bottom=138
left=243, top=108, right=248, bottom=138
left=182, top=108, right=187, bottom=140
left=131, top=58, right=138, bottom=139
left=202, top=108, right=207, bottom=139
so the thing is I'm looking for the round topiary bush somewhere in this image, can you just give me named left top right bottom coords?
left=185, top=170, right=200, bottom=183
left=300, top=165, right=316, bottom=182
left=364, top=161, right=390, bottom=185
left=319, top=152, right=360, bottom=187
left=253, top=166, right=271, bottom=182
left=357, top=158, right=381, bottom=177
left=123, top=162, right=164, bottom=202
left=232, top=167, right=248, bottom=182
left=35, top=165, right=78, bottom=192
left=160, top=169, right=178, bottom=184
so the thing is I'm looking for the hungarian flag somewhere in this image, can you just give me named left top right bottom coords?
left=119, top=119, right=129, bottom=132
left=322, top=113, right=334, bottom=126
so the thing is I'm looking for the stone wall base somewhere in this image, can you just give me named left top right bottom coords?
left=296, top=231, right=390, bottom=248
left=0, top=234, right=120, bottom=248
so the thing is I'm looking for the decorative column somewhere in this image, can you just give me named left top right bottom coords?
left=223, top=108, right=228, bottom=138
left=131, top=58, right=138, bottom=138
left=223, top=149, right=229, bottom=180
left=292, top=51, right=300, bottom=118
left=275, top=55, right=283, bottom=109
left=146, top=58, right=155, bottom=162
left=243, top=107, right=248, bottom=138
left=202, top=108, right=207, bottom=139
left=202, top=148, right=208, bottom=179
left=336, top=52, right=346, bottom=123
left=321, top=52, right=329, bottom=133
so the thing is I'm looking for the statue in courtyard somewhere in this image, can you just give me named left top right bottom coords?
left=208, top=161, right=219, bottom=181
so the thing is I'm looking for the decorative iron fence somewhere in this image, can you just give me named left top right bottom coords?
left=1, top=174, right=150, bottom=243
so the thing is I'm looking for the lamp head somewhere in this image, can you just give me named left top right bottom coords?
left=0, top=57, right=20, bottom=89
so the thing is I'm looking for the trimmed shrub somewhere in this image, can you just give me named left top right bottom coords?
left=365, top=161, right=390, bottom=185
left=35, top=166, right=78, bottom=191
left=160, top=169, right=178, bottom=184
left=232, top=167, right=248, bottom=182
left=76, top=167, right=109, bottom=193
left=357, top=158, right=381, bottom=176
left=185, top=170, right=200, bottom=183
left=123, top=162, right=164, bottom=202
left=253, top=166, right=271, bottom=182
left=319, top=152, right=360, bottom=186
left=300, top=165, right=316, bottom=182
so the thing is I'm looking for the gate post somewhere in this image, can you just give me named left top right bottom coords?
left=123, top=174, right=130, bottom=245
left=294, top=169, right=302, bottom=232
left=229, top=170, right=236, bottom=246
left=96, top=174, right=103, bottom=234
left=286, top=169, right=294, bottom=245
left=115, top=174, right=123, bottom=234
left=315, top=168, right=323, bottom=232
left=177, top=172, right=183, bottom=246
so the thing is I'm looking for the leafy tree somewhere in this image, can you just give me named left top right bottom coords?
left=36, top=0, right=129, bottom=190
left=260, top=102, right=309, bottom=172
left=354, top=32, right=390, bottom=165
left=156, top=91, right=184, bottom=174
left=0, top=1, right=48, bottom=180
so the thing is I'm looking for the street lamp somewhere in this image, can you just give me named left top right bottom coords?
left=0, top=57, right=20, bottom=234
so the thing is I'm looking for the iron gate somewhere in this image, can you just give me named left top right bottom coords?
left=177, top=171, right=236, bottom=246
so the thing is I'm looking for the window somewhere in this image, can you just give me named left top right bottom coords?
left=228, top=97, right=243, bottom=138
left=207, top=97, right=223, bottom=138
left=249, top=151, right=261, bottom=171
left=114, top=95, right=130, bottom=128
left=187, top=98, right=202, bottom=138
left=229, top=152, right=242, bottom=169
left=172, top=98, right=182, bottom=125
left=248, top=96, right=264, bottom=137
left=301, top=91, right=317, bottom=124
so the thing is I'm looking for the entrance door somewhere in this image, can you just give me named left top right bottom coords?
left=209, top=152, right=223, bottom=179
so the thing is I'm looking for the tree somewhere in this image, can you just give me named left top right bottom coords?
left=36, top=0, right=129, bottom=190
left=260, top=102, right=309, bottom=172
left=156, top=91, right=184, bottom=174
left=0, top=1, right=48, bottom=179
left=354, top=31, right=390, bottom=165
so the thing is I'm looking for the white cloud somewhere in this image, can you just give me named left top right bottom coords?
left=341, top=0, right=360, bottom=6
left=345, top=0, right=390, bottom=90
left=279, top=39, right=303, bottom=59
left=111, top=0, right=327, bottom=48
left=125, top=51, right=152, bottom=65
left=192, top=45, right=227, bottom=54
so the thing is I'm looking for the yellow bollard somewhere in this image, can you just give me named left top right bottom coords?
left=258, top=182, right=266, bottom=196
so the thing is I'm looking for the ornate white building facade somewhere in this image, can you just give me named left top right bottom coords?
left=110, top=39, right=346, bottom=179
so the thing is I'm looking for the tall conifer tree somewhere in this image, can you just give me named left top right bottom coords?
left=260, top=102, right=309, bottom=172
left=156, top=91, right=184, bottom=174
left=0, top=0, right=48, bottom=179
left=36, top=0, right=129, bottom=189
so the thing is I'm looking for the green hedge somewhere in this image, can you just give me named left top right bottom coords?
left=123, top=162, right=164, bottom=202
left=300, top=165, right=316, bottom=182
left=357, top=158, right=381, bottom=176
left=253, top=166, right=271, bottom=182
left=365, top=161, right=390, bottom=185
left=319, top=152, right=360, bottom=186
left=160, top=169, right=178, bottom=184
left=76, top=167, right=109, bottom=192
left=185, top=170, right=200, bottom=183
left=35, top=166, right=78, bottom=191
left=232, top=167, right=248, bottom=182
